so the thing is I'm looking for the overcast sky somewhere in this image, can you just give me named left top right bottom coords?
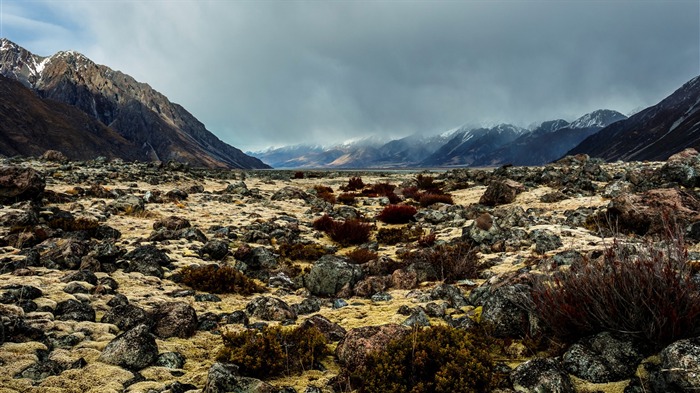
left=3, top=1, right=699, bottom=151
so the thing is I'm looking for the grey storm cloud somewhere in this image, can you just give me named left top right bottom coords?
left=9, top=0, right=700, bottom=150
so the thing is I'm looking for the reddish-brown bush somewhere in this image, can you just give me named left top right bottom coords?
left=346, top=248, right=379, bottom=264
left=371, top=182, right=396, bottom=196
left=401, top=186, right=421, bottom=200
left=312, top=214, right=335, bottom=232
left=418, top=232, right=437, bottom=248
left=181, top=264, right=264, bottom=295
left=402, top=243, right=483, bottom=283
left=293, top=171, right=305, bottom=179
left=329, top=219, right=373, bottom=246
left=278, top=242, right=329, bottom=261
left=531, top=236, right=700, bottom=347
left=337, top=193, right=358, bottom=205
left=342, top=177, right=365, bottom=191
left=416, top=174, right=444, bottom=193
left=419, top=193, right=454, bottom=207
left=377, top=204, right=418, bottom=224
left=314, top=185, right=336, bottom=204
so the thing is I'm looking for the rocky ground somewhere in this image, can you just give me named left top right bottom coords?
left=2, top=150, right=700, bottom=393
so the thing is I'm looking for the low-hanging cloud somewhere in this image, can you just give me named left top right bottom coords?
left=6, top=0, right=700, bottom=150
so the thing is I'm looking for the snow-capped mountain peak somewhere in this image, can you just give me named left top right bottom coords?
left=569, top=109, right=627, bottom=129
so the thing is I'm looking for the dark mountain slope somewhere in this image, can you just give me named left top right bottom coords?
left=0, top=75, right=143, bottom=161
left=568, top=76, right=700, bottom=161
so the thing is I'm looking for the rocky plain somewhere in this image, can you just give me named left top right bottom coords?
left=2, top=149, right=700, bottom=393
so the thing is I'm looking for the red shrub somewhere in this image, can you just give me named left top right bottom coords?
left=371, top=182, right=396, bottom=196
left=293, top=171, right=305, bottom=179
left=329, top=219, right=372, bottom=246
left=401, top=186, right=421, bottom=200
left=377, top=204, right=417, bottom=224
left=314, top=185, right=335, bottom=204
left=346, top=248, right=378, bottom=264
left=418, top=232, right=437, bottom=247
left=531, top=236, right=700, bottom=347
left=419, top=193, right=453, bottom=207
left=401, top=243, right=483, bottom=283
left=416, top=174, right=444, bottom=192
left=337, top=193, right=357, bottom=205
left=342, top=177, right=365, bottom=191
left=312, top=214, right=335, bottom=232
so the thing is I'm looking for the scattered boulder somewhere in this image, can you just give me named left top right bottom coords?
left=562, top=332, right=643, bottom=383
left=150, top=302, right=198, bottom=339
left=124, top=245, right=170, bottom=278
left=271, top=186, right=310, bottom=201
left=511, top=358, right=575, bottom=393
left=153, top=216, right=191, bottom=230
left=658, top=337, right=700, bottom=391
left=303, top=255, right=363, bottom=296
left=529, top=229, right=563, bottom=254
left=155, top=352, right=186, bottom=369
left=101, top=304, right=149, bottom=331
left=480, top=284, right=535, bottom=338
left=0, top=166, right=45, bottom=204
left=204, top=362, right=276, bottom=393
left=201, top=240, right=229, bottom=260
left=99, top=324, right=158, bottom=370
left=299, top=315, right=346, bottom=342
left=479, top=179, right=525, bottom=206
left=336, top=324, right=409, bottom=372
left=41, top=150, right=68, bottom=162
left=54, top=299, right=96, bottom=322
left=245, top=296, right=296, bottom=321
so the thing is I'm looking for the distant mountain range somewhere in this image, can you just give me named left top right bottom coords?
left=0, top=38, right=269, bottom=169
left=251, top=110, right=627, bottom=168
left=2, top=39, right=699, bottom=169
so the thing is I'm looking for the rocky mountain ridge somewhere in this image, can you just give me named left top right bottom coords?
left=0, top=38, right=269, bottom=169
left=568, top=75, right=700, bottom=161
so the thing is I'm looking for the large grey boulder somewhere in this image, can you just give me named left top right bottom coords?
left=99, top=324, right=158, bottom=370
left=562, top=332, right=643, bottom=383
left=245, top=296, right=296, bottom=321
left=511, top=358, right=575, bottom=393
left=303, top=255, right=363, bottom=296
left=204, top=362, right=276, bottom=393
left=0, top=167, right=45, bottom=204
left=658, top=337, right=700, bottom=391
left=151, top=302, right=198, bottom=339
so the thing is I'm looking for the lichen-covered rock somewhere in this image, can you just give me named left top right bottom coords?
left=271, top=186, right=310, bottom=201
left=101, top=304, right=149, bottom=332
left=204, top=362, right=276, bottom=393
left=303, top=255, right=363, bottom=296
left=480, top=284, right=534, bottom=338
left=99, top=324, right=158, bottom=370
left=511, top=358, right=575, bottom=393
left=0, top=166, right=45, bottom=204
left=479, top=179, right=525, bottom=206
left=54, top=299, right=95, bottom=322
left=245, top=296, right=296, bottom=321
left=299, top=315, right=346, bottom=342
left=201, top=240, right=229, bottom=260
left=562, top=332, right=643, bottom=383
left=658, top=337, right=700, bottom=391
left=529, top=229, right=563, bottom=254
left=150, top=302, right=198, bottom=339
left=336, top=324, right=409, bottom=372
left=124, top=245, right=170, bottom=278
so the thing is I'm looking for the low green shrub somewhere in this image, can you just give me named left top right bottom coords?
left=218, top=325, right=329, bottom=378
left=354, top=325, right=494, bottom=393
left=180, top=264, right=264, bottom=294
